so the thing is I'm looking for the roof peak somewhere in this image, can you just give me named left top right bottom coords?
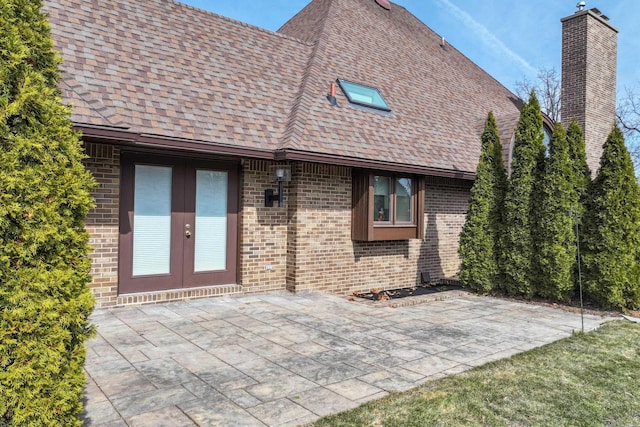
left=375, top=0, right=391, bottom=10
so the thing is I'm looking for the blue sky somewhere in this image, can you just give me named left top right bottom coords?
left=180, top=0, right=639, bottom=98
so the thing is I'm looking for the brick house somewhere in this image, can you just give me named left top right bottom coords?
left=44, top=0, right=616, bottom=308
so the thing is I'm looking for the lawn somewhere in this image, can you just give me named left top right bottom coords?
left=312, top=320, right=640, bottom=427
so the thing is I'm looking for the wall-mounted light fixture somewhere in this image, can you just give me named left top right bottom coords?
left=265, top=165, right=291, bottom=207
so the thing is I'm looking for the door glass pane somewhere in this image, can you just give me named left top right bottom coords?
left=373, top=176, right=391, bottom=222
left=195, top=170, right=228, bottom=272
left=133, top=165, right=172, bottom=276
left=396, top=177, right=413, bottom=223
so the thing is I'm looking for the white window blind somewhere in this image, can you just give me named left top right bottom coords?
left=132, top=165, right=172, bottom=276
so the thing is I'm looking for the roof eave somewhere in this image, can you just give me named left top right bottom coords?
left=75, top=124, right=274, bottom=160
left=275, top=149, right=475, bottom=180
left=75, top=124, right=475, bottom=180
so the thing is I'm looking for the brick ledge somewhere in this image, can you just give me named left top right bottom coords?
left=113, top=284, right=243, bottom=307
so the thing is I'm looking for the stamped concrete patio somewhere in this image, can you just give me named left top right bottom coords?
left=82, top=291, right=613, bottom=426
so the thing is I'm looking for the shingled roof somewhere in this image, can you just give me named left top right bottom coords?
left=46, top=0, right=312, bottom=156
left=45, top=0, right=521, bottom=177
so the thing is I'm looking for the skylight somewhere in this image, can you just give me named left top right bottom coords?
left=336, top=79, right=391, bottom=112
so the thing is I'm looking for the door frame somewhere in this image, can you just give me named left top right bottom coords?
left=118, top=152, right=239, bottom=294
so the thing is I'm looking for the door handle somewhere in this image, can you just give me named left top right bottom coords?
left=185, top=223, right=191, bottom=238
left=185, top=230, right=191, bottom=238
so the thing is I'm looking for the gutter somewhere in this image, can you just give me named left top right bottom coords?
left=75, top=124, right=274, bottom=160
left=75, top=124, right=476, bottom=180
left=275, top=149, right=476, bottom=180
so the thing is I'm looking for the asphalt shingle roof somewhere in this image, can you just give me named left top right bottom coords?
left=46, top=0, right=312, bottom=152
left=278, top=0, right=522, bottom=174
left=46, top=0, right=521, bottom=175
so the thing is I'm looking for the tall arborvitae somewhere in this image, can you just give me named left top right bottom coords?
left=581, top=126, right=640, bottom=310
left=566, top=120, right=591, bottom=206
left=565, top=120, right=590, bottom=299
left=459, top=112, right=507, bottom=293
left=0, top=1, right=96, bottom=424
left=533, top=123, right=578, bottom=301
left=500, top=92, right=546, bottom=297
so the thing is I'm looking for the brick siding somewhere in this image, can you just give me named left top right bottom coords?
left=561, top=10, right=618, bottom=175
left=423, top=176, right=472, bottom=282
left=282, top=163, right=470, bottom=296
left=285, top=163, right=353, bottom=293
left=83, top=152, right=471, bottom=307
left=83, top=143, right=120, bottom=307
left=239, top=160, right=289, bottom=293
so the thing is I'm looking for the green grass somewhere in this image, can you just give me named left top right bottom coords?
left=312, top=321, right=640, bottom=427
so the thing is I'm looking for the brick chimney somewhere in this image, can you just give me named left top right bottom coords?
left=561, top=6, right=618, bottom=175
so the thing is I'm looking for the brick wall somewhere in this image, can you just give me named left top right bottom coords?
left=239, top=160, right=289, bottom=293
left=83, top=153, right=471, bottom=307
left=422, top=176, right=472, bottom=281
left=83, top=143, right=120, bottom=307
left=561, top=10, right=618, bottom=175
left=285, top=163, right=353, bottom=293
left=283, top=163, right=470, bottom=296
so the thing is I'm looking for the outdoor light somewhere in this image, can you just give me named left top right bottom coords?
left=265, top=165, right=291, bottom=207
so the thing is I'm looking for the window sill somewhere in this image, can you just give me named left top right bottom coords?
left=369, top=225, right=419, bottom=241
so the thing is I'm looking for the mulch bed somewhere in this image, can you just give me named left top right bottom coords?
left=354, top=284, right=464, bottom=301
left=353, top=284, right=629, bottom=318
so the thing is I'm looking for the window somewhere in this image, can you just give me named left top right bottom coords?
left=352, top=171, right=424, bottom=241
left=373, top=176, right=391, bottom=222
left=337, top=79, right=391, bottom=112
left=373, top=176, right=413, bottom=224
left=543, top=124, right=552, bottom=149
left=395, top=178, right=413, bottom=222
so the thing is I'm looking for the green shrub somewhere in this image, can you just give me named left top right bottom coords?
left=459, top=112, right=507, bottom=293
left=566, top=120, right=591, bottom=205
left=533, top=123, right=578, bottom=301
left=0, top=1, right=96, bottom=425
left=581, top=126, right=640, bottom=309
left=500, top=92, right=546, bottom=297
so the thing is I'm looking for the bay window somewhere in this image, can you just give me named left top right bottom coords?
left=353, top=171, right=424, bottom=241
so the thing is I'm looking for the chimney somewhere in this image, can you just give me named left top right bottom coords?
left=561, top=5, right=618, bottom=175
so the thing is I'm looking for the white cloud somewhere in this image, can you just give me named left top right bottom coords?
left=435, top=0, right=537, bottom=77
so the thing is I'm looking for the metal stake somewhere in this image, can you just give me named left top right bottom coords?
left=571, top=206, right=585, bottom=333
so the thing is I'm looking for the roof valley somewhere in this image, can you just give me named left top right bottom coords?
left=59, top=79, right=129, bottom=128
left=279, top=0, right=335, bottom=151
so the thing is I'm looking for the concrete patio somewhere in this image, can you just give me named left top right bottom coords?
left=82, top=292, right=613, bottom=426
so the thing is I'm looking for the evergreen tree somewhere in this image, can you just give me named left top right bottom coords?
left=581, top=126, right=640, bottom=309
left=534, top=123, right=578, bottom=301
left=0, top=1, right=96, bottom=424
left=500, top=92, right=546, bottom=297
left=566, top=120, right=591, bottom=205
left=459, top=112, right=507, bottom=292
left=565, top=120, right=590, bottom=299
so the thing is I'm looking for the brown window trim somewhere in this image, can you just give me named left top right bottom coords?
left=352, top=170, right=425, bottom=241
